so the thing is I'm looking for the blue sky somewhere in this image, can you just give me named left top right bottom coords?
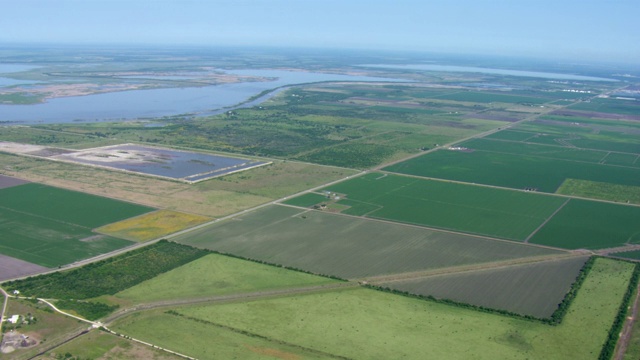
left=2, top=0, right=638, bottom=63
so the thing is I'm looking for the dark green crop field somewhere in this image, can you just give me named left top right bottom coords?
left=383, top=148, right=640, bottom=193
left=432, top=91, right=548, bottom=104
left=0, top=183, right=153, bottom=267
left=0, top=183, right=154, bottom=228
left=613, top=250, right=640, bottom=261
left=323, top=173, right=566, bottom=240
left=462, top=138, right=609, bottom=163
left=513, top=120, right=640, bottom=154
left=528, top=199, right=640, bottom=249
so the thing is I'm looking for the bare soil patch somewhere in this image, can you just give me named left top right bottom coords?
left=0, top=174, right=28, bottom=189
left=0, top=141, right=46, bottom=154
left=0, top=253, right=48, bottom=281
left=0, top=330, right=37, bottom=354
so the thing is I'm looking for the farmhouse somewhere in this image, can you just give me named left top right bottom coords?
left=7, top=315, right=20, bottom=324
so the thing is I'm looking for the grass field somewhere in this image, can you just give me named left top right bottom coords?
left=110, top=310, right=335, bottom=360
left=322, top=173, right=566, bottom=240
left=111, top=258, right=634, bottom=360
left=0, top=183, right=154, bottom=267
left=380, top=256, right=589, bottom=318
left=96, top=210, right=211, bottom=242
left=173, top=204, right=563, bottom=279
left=557, top=179, right=640, bottom=205
left=528, top=199, right=640, bottom=249
left=112, top=253, right=338, bottom=304
left=384, top=148, right=640, bottom=193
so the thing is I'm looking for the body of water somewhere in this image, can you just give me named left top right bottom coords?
left=361, top=64, right=618, bottom=82
left=0, top=64, right=42, bottom=87
left=0, top=69, right=404, bottom=124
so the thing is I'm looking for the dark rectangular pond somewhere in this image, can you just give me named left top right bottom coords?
left=51, top=144, right=269, bottom=183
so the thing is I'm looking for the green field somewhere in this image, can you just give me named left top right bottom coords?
left=322, top=173, right=566, bottom=240
left=568, top=98, right=640, bottom=116
left=381, top=256, right=589, bottom=318
left=557, top=179, right=640, bottom=205
left=114, top=253, right=338, bottom=304
left=0, top=183, right=154, bottom=228
left=111, top=258, right=634, bottom=359
left=0, top=183, right=154, bottom=267
left=432, top=91, right=549, bottom=104
left=510, top=119, right=640, bottom=154
left=613, top=250, right=640, bottom=261
left=384, top=148, right=640, bottom=193
left=173, top=204, right=563, bottom=279
left=528, top=199, right=640, bottom=249
left=602, top=152, right=640, bottom=167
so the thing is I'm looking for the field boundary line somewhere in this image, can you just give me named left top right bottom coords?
left=361, top=253, right=588, bottom=284
left=524, top=198, right=570, bottom=243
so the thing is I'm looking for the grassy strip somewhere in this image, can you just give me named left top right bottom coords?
left=165, top=310, right=349, bottom=360
left=366, top=256, right=596, bottom=325
left=599, top=262, right=640, bottom=360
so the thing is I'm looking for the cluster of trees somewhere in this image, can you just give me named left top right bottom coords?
left=5, top=240, right=209, bottom=299
left=55, top=299, right=118, bottom=321
left=548, top=257, right=596, bottom=325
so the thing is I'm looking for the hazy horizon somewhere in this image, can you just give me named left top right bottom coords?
left=2, top=0, right=638, bottom=65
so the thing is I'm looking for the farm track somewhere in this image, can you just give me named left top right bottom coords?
left=598, top=244, right=640, bottom=256
left=102, top=282, right=358, bottom=325
left=360, top=253, right=588, bottom=284
left=524, top=198, right=570, bottom=243
left=0, top=287, right=8, bottom=325
left=614, top=282, right=640, bottom=360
